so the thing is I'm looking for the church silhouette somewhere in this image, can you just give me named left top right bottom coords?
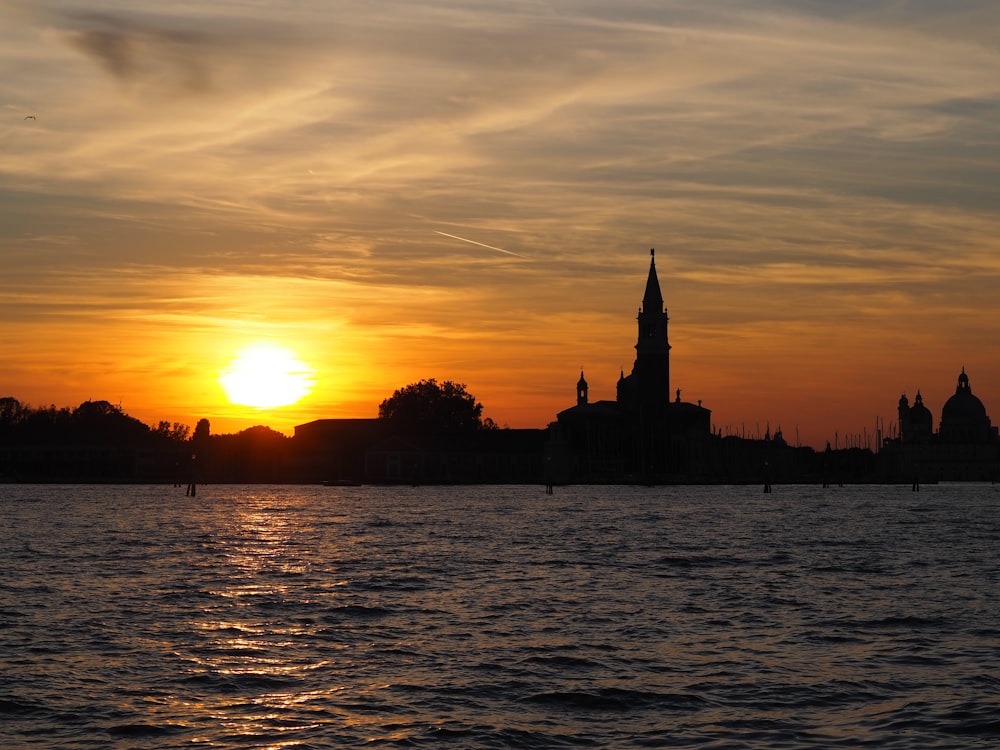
left=546, top=249, right=712, bottom=483
left=884, top=368, right=999, bottom=482
left=545, top=250, right=1000, bottom=485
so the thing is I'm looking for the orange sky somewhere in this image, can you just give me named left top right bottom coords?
left=2, top=1, right=1000, bottom=449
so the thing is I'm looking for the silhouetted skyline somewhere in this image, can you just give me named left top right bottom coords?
left=2, top=254, right=994, bottom=485
left=3, top=2, right=999, bottom=449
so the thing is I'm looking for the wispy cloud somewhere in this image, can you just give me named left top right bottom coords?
left=2, top=0, right=1000, bottom=443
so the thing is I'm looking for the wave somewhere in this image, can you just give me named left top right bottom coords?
left=106, top=723, right=179, bottom=738
left=523, top=687, right=707, bottom=712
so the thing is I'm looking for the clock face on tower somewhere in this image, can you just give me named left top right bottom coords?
left=645, top=322, right=657, bottom=337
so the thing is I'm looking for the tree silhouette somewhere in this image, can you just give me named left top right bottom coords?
left=0, top=397, right=29, bottom=426
left=192, top=418, right=211, bottom=447
left=203, top=425, right=291, bottom=482
left=71, top=400, right=151, bottom=444
left=154, top=420, right=190, bottom=442
left=190, top=418, right=211, bottom=476
left=378, top=379, right=488, bottom=436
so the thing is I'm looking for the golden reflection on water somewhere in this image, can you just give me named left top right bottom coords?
left=179, top=494, right=348, bottom=744
left=224, top=500, right=305, bottom=575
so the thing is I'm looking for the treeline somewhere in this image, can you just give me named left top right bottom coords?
left=1, top=379, right=490, bottom=450
left=0, top=381, right=512, bottom=483
left=0, top=397, right=295, bottom=483
left=0, top=397, right=190, bottom=447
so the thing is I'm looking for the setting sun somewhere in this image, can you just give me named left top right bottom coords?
left=219, top=343, right=315, bottom=408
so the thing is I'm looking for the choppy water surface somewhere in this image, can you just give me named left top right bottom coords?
left=1, top=483, right=998, bottom=748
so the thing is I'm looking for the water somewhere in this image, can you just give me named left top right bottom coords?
left=1, top=483, right=998, bottom=749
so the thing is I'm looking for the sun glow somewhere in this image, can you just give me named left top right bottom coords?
left=219, top=343, right=315, bottom=408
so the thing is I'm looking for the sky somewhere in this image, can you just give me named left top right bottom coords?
left=2, top=0, right=999, bottom=449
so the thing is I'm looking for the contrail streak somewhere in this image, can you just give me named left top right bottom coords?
left=434, top=230, right=524, bottom=258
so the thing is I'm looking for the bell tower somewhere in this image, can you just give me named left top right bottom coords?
left=633, top=248, right=671, bottom=410
left=620, top=248, right=672, bottom=479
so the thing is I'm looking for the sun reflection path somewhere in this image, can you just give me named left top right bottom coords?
left=180, top=493, right=350, bottom=744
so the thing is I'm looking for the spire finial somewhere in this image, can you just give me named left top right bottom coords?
left=650, top=248, right=655, bottom=257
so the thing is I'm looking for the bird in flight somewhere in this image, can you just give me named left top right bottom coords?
left=24, top=115, right=36, bottom=120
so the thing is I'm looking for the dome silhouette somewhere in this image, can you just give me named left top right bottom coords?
left=939, top=369, right=991, bottom=442
left=910, top=392, right=933, bottom=425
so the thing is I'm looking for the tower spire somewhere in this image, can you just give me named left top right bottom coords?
left=642, top=248, right=663, bottom=313
left=633, top=248, right=671, bottom=408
